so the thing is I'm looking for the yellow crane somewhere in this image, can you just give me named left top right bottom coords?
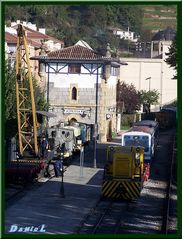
left=16, top=24, right=38, bottom=157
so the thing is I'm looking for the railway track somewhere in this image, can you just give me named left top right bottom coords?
left=77, top=199, right=123, bottom=234
left=76, top=129, right=177, bottom=234
left=161, top=134, right=176, bottom=234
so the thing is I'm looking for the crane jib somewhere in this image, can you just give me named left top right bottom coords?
left=16, top=24, right=38, bottom=158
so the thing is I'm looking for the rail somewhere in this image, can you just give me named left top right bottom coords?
left=161, top=134, right=176, bottom=234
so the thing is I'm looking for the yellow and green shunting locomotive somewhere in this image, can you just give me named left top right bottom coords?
left=102, top=146, right=145, bottom=200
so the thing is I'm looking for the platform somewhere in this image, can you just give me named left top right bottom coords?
left=5, top=165, right=104, bottom=234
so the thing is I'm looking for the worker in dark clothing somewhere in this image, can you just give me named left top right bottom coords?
left=54, top=143, right=65, bottom=177
left=41, top=137, right=49, bottom=159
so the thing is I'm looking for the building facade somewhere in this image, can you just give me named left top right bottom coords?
left=32, top=42, right=124, bottom=142
left=120, top=54, right=177, bottom=111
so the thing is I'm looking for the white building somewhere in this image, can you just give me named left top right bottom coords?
left=109, top=27, right=139, bottom=42
left=120, top=40, right=177, bottom=111
left=31, top=42, right=125, bottom=142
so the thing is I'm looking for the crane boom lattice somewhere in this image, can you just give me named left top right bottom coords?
left=16, top=24, right=38, bottom=157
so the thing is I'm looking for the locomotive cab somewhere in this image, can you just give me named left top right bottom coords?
left=105, top=146, right=144, bottom=179
left=102, top=146, right=145, bottom=200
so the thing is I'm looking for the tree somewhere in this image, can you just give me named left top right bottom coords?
left=5, top=5, right=145, bottom=52
left=5, top=60, right=17, bottom=121
left=165, top=36, right=177, bottom=79
left=5, top=60, right=47, bottom=138
left=139, top=90, right=160, bottom=113
left=4, top=60, right=18, bottom=138
left=117, top=82, right=141, bottom=114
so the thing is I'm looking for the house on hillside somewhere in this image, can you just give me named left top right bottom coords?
left=108, top=27, right=139, bottom=42
left=151, top=27, right=176, bottom=58
left=31, top=41, right=127, bottom=142
left=5, top=20, right=64, bottom=86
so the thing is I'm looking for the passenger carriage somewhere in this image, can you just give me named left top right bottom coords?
left=121, top=122, right=158, bottom=163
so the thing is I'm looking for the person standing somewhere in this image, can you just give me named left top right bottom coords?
left=54, top=143, right=65, bottom=177
left=41, top=137, right=48, bottom=159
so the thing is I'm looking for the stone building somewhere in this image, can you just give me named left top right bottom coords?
left=32, top=41, right=126, bottom=142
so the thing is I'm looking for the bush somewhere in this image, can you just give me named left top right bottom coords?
left=121, top=113, right=136, bottom=127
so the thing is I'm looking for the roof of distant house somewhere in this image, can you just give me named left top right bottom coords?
left=11, top=24, right=64, bottom=44
left=5, top=32, right=17, bottom=44
left=152, top=27, right=176, bottom=41
left=5, top=31, right=41, bottom=48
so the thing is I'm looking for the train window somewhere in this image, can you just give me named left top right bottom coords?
left=124, top=136, right=130, bottom=139
left=142, top=136, right=148, bottom=140
left=123, top=135, right=149, bottom=152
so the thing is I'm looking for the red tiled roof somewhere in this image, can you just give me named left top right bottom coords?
left=5, top=32, right=17, bottom=44
left=6, top=31, right=41, bottom=48
left=46, top=45, right=105, bottom=60
left=27, top=39, right=41, bottom=48
left=12, top=25, right=64, bottom=44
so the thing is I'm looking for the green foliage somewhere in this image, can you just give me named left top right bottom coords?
left=117, top=82, right=141, bottom=114
left=5, top=4, right=144, bottom=51
left=139, top=89, right=160, bottom=105
left=139, top=90, right=160, bottom=113
left=5, top=60, right=17, bottom=121
left=141, top=5, right=176, bottom=34
left=121, top=114, right=136, bottom=127
left=4, top=60, right=47, bottom=138
left=5, top=4, right=176, bottom=50
left=165, top=36, right=177, bottom=79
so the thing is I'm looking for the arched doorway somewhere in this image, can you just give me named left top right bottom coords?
left=69, top=117, right=77, bottom=126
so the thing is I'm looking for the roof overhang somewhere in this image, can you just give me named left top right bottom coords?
left=36, top=110, right=57, bottom=118
left=30, top=56, right=128, bottom=66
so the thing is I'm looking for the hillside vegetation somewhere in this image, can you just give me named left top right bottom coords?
left=5, top=4, right=177, bottom=52
left=141, top=5, right=176, bottom=32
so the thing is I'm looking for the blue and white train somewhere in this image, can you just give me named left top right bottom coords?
left=121, top=120, right=159, bottom=162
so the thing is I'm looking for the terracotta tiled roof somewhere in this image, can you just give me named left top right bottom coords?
left=46, top=45, right=106, bottom=60
left=31, top=43, right=127, bottom=65
left=12, top=25, right=64, bottom=44
left=5, top=31, right=41, bottom=48
left=5, top=32, right=17, bottom=44
left=27, top=39, right=41, bottom=48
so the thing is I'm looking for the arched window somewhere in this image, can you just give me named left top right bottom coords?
left=72, top=87, right=77, bottom=100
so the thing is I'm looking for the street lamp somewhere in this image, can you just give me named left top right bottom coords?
left=60, top=152, right=65, bottom=198
left=93, top=66, right=99, bottom=168
left=145, top=77, right=151, bottom=91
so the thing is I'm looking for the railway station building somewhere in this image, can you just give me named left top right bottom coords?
left=32, top=41, right=126, bottom=142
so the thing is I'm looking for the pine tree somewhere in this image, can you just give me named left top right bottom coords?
left=165, top=36, right=177, bottom=79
